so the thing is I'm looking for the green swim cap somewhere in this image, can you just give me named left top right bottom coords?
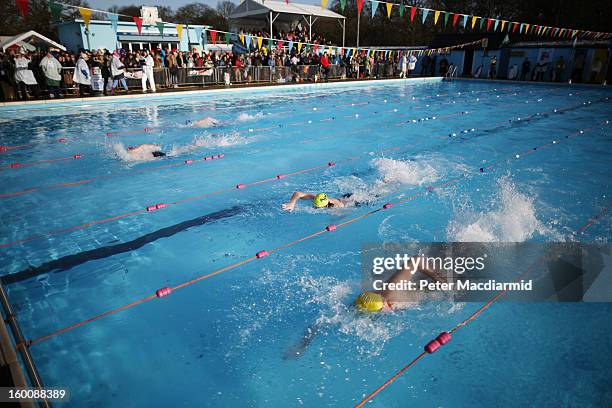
left=313, top=193, right=329, bottom=208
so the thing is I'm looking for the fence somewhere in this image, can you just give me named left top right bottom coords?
left=4, top=63, right=402, bottom=100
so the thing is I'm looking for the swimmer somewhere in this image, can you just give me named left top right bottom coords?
left=283, top=257, right=447, bottom=359
left=355, top=260, right=447, bottom=313
left=188, top=117, right=221, bottom=128
left=126, top=144, right=166, bottom=158
left=281, top=192, right=346, bottom=212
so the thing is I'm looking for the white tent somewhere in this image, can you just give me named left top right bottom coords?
left=230, top=0, right=346, bottom=46
left=0, top=30, right=66, bottom=52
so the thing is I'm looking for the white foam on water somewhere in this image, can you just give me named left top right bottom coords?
left=446, top=177, right=555, bottom=242
left=168, top=131, right=249, bottom=156
left=372, top=157, right=440, bottom=186
left=236, top=112, right=264, bottom=122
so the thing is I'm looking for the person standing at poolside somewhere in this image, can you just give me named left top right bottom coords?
left=408, top=53, right=417, bottom=76
left=110, top=50, right=128, bottom=94
left=40, top=50, right=62, bottom=98
left=399, top=53, right=408, bottom=78
left=141, top=50, right=156, bottom=93
left=72, top=51, right=91, bottom=97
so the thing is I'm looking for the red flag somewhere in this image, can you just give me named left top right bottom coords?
left=277, top=40, right=284, bottom=50
left=486, top=19, right=492, bottom=31
left=512, top=22, right=518, bottom=33
left=16, top=0, right=28, bottom=16
left=357, top=0, right=364, bottom=15
left=409, top=6, right=416, bottom=22
left=210, top=30, right=217, bottom=44
left=452, top=13, right=459, bottom=27
left=133, top=16, right=143, bottom=34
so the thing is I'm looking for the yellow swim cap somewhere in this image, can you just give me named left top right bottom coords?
left=312, top=193, right=329, bottom=208
left=355, top=292, right=385, bottom=313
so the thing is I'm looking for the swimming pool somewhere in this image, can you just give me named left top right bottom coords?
left=1, top=78, right=611, bottom=407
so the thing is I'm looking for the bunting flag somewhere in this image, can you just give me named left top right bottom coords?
left=195, top=26, right=204, bottom=45
left=421, top=9, right=429, bottom=24
left=277, top=40, right=284, bottom=50
left=462, top=14, right=468, bottom=28
left=453, top=13, right=459, bottom=27
left=107, top=13, right=118, bottom=33
left=434, top=10, right=440, bottom=25
left=525, top=23, right=530, bottom=33
left=501, top=20, right=506, bottom=31
left=49, top=1, right=63, bottom=23
left=133, top=16, right=143, bottom=34
left=156, top=21, right=165, bottom=36
left=479, top=17, right=485, bottom=30
left=386, top=2, right=392, bottom=18
left=519, top=23, right=524, bottom=33
left=512, top=22, right=518, bottom=33
left=357, top=0, right=364, bottom=15
left=225, top=32, right=231, bottom=44
left=494, top=19, right=499, bottom=31
left=471, top=15, right=478, bottom=29
left=210, top=30, right=217, bottom=44
left=409, top=6, right=416, bottom=22
left=239, top=33, right=245, bottom=44
left=297, top=41, right=303, bottom=53
left=444, top=12, right=450, bottom=26
left=16, top=0, right=28, bottom=17
left=371, top=0, right=379, bottom=18
left=399, top=4, right=404, bottom=18
left=288, top=40, right=293, bottom=52
left=257, top=36, right=262, bottom=49
left=176, top=24, right=183, bottom=41
left=321, top=0, right=328, bottom=9
left=340, top=0, right=346, bottom=12
left=79, top=7, right=92, bottom=29
left=244, top=34, right=250, bottom=50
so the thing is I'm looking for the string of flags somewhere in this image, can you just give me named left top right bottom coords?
left=323, top=0, right=612, bottom=41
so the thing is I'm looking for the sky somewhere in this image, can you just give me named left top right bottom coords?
left=87, top=0, right=322, bottom=9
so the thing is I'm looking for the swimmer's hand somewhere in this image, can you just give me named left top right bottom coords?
left=282, top=202, right=295, bottom=212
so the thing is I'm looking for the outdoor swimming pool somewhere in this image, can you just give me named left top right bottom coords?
left=1, top=78, right=611, bottom=407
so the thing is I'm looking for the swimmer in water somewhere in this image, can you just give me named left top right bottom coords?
left=283, top=257, right=447, bottom=359
left=126, top=144, right=166, bottom=158
left=282, top=192, right=347, bottom=212
left=354, top=259, right=447, bottom=313
left=189, top=117, right=221, bottom=128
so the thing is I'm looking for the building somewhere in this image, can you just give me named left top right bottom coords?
left=426, top=33, right=611, bottom=83
left=58, top=19, right=210, bottom=53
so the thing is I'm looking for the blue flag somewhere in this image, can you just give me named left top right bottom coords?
left=107, top=13, right=118, bottom=33
left=195, top=27, right=204, bottom=45
left=245, top=34, right=251, bottom=50
left=371, top=1, right=379, bottom=18
left=288, top=40, right=294, bottom=53
left=422, top=9, right=429, bottom=24
left=462, top=14, right=468, bottom=28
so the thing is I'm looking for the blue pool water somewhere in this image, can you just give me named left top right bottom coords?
left=0, top=79, right=611, bottom=407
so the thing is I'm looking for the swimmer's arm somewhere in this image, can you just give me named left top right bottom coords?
left=282, top=191, right=315, bottom=211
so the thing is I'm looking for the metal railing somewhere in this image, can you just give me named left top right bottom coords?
left=3, top=63, right=406, bottom=100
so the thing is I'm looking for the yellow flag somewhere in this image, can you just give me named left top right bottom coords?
left=257, top=36, right=263, bottom=49
left=386, top=3, right=392, bottom=18
left=434, top=10, right=440, bottom=25
left=176, top=24, right=183, bottom=41
left=525, top=23, right=530, bottom=33
left=321, top=0, right=328, bottom=9
left=471, top=16, right=478, bottom=29
left=239, top=33, right=245, bottom=44
left=79, top=7, right=92, bottom=29
left=298, top=42, right=303, bottom=53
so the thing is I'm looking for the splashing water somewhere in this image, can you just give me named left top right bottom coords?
left=111, top=143, right=159, bottom=162
left=168, top=132, right=250, bottom=156
left=447, top=177, right=555, bottom=242
left=236, top=112, right=264, bottom=122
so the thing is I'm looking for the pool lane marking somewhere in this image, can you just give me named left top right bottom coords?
left=2, top=98, right=607, bottom=250
left=0, top=154, right=225, bottom=198
left=354, top=204, right=610, bottom=408
left=0, top=88, right=569, bottom=160
left=22, top=119, right=610, bottom=347
left=0, top=90, right=553, bottom=196
left=0, top=154, right=83, bottom=171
